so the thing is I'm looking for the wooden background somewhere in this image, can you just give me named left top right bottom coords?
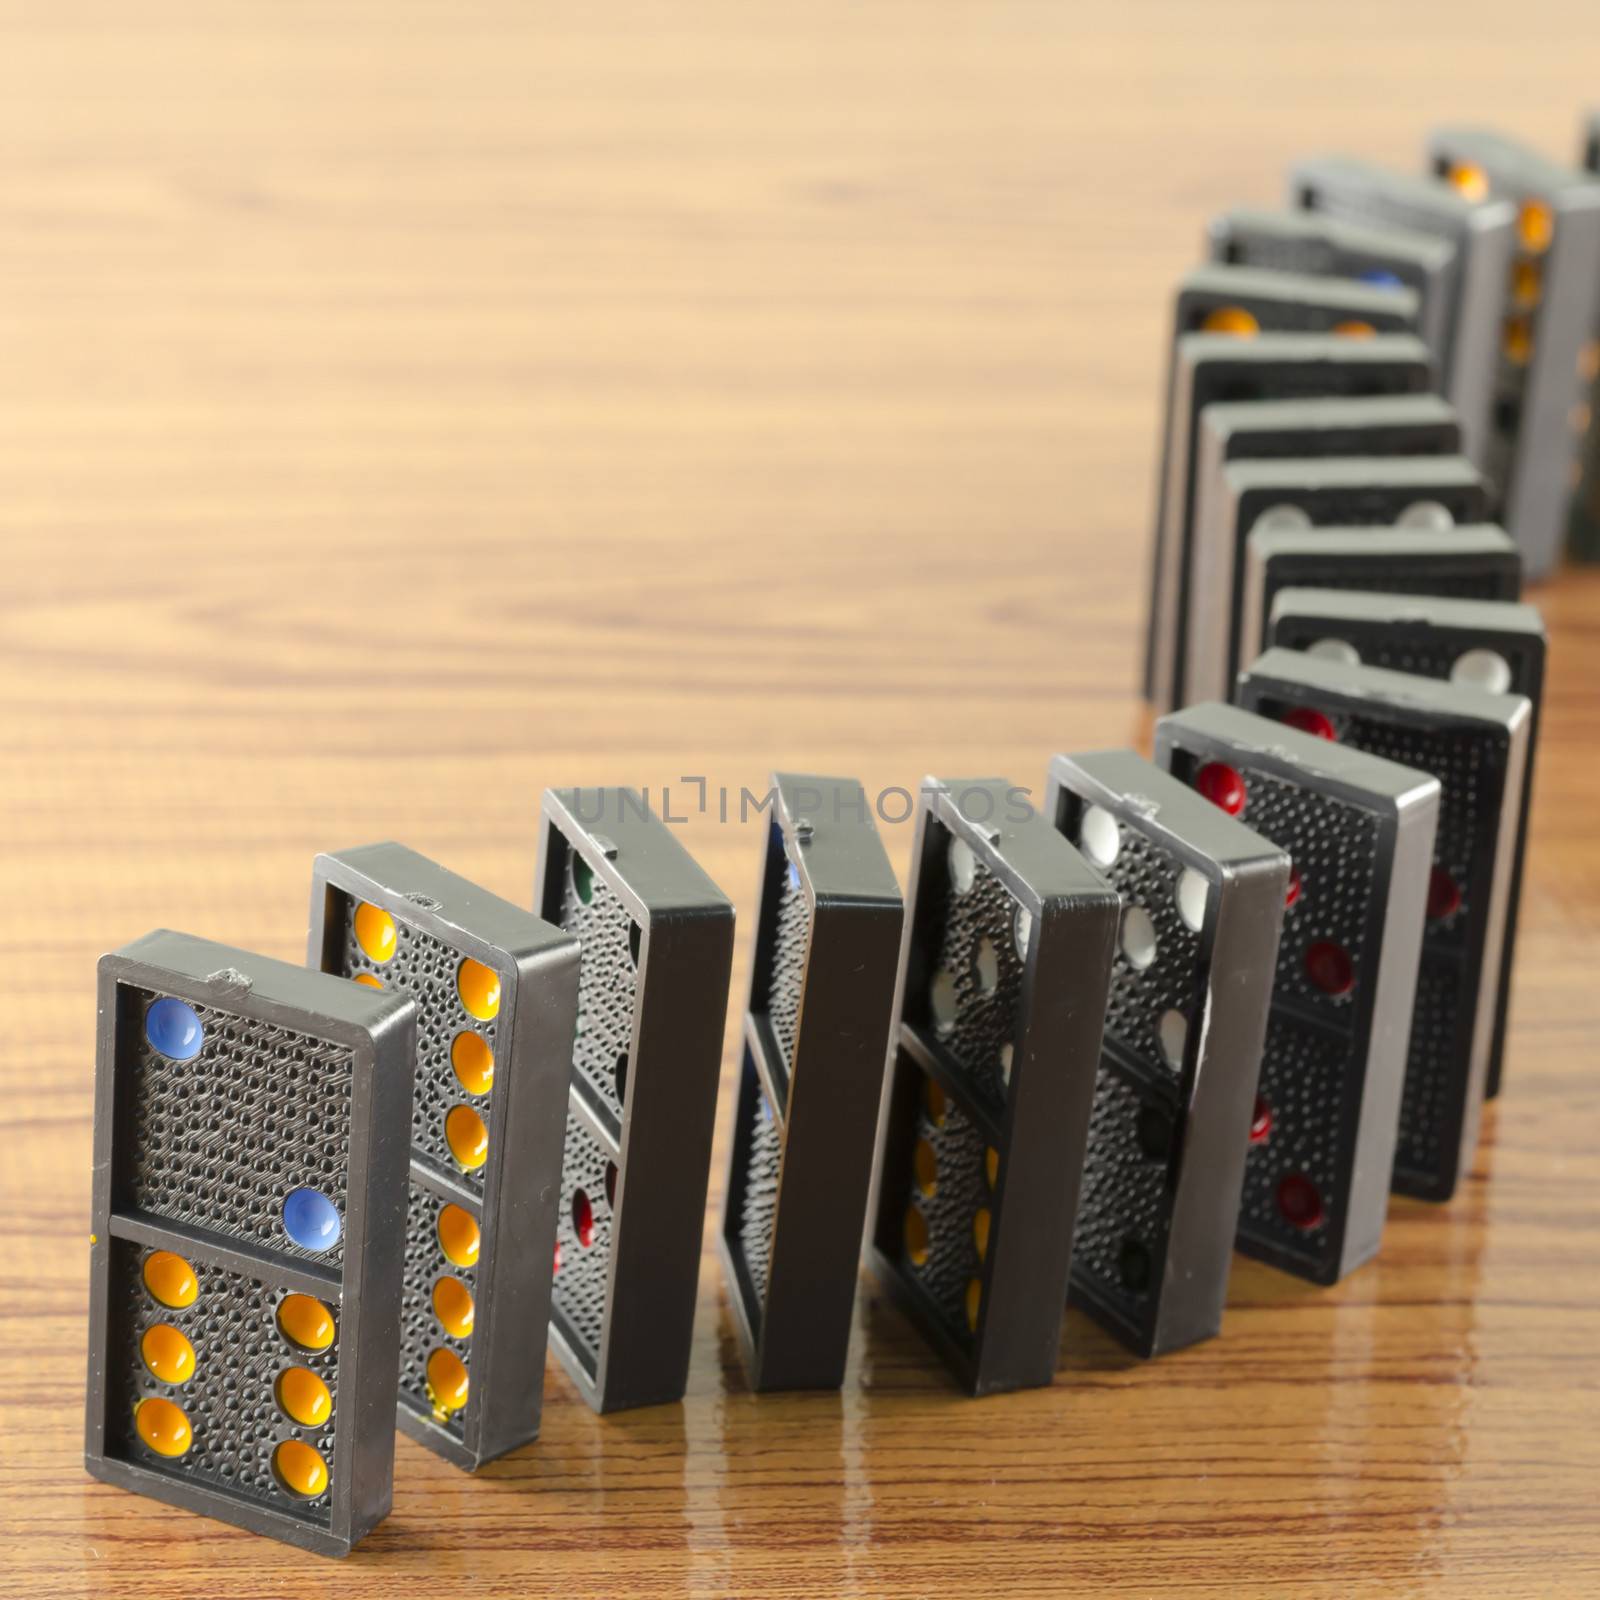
left=3, top=3, right=1599, bottom=1595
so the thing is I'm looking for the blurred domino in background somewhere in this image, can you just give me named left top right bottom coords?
left=1144, top=331, right=1436, bottom=710
left=1154, top=704, right=1439, bottom=1284
left=1196, top=454, right=1489, bottom=695
left=1236, top=650, right=1531, bottom=1201
left=720, top=774, right=903, bottom=1392
left=866, top=778, right=1117, bottom=1395
left=1290, top=155, right=1514, bottom=471
left=1237, top=524, right=1522, bottom=670
left=1571, top=112, right=1600, bottom=560
left=308, top=843, right=579, bottom=1468
left=534, top=788, right=735, bottom=1413
left=1181, top=394, right=1464, bottom=701
left=1046, top=752, right=1288, bottom=1356
left=1264, top=592, right=1547, bottom=1099
left=1425, top=128, right=1600, bottom=578
left=85, top=932, right=415, bottom=1556
left=1160, top=263, right=1422, bottom=347
left=1142, top=267, right=1423, bottom=710
left=1206, top=207, right=1457, bottom=357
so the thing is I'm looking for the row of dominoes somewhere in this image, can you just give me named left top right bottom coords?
left=1148, top=125, right=1598, bottom=726
left=84, top=120, right=1573, bottom=1561
left=86, top=803, right=727, bottom=1555
left=84, top=686, right=1539, bottom=1553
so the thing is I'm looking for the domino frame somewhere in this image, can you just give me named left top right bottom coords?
left=1425, top=126, right=1600, bottom=578
left=1265, top=589, right=1547, bottom=1100
left=1206, top=205, right=1457, bottom=356
left=308, top=842, right=580, bottom=1469
left=1182, top=393, right=1464, bottom=701
left=1238, top=524, right=1522, bottom=672
left=1046, top=752, right=1289, bottom=1356
left=1153, top=704, right=1439, bottom=1284
left=866, top=777, right=1118, bottom=1396
left=1194, top=453, right=1489, bottom=703
left=1143, top=330, right=1436, bottom=710
left=1572, top=112, right=1600, bottom=560
left=1143, top=265, right=1424, bottom=712
left=1290, top=153, right=1515, bottom=468
left=85, top=930, right=416, bottom=1557
left=534, top=787, right=735, bottom=1413
left=720, top=773, right=904, bottom=1392
left=1236, top=648, right=1531, bottom=1201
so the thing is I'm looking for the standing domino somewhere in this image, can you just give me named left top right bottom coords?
left=86, top=933, right=415, bottom=1555
left=1047, top=754, right=1288, bottom=1354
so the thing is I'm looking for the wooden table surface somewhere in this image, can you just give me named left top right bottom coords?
left=4, top=4, right=1599, bottom=1595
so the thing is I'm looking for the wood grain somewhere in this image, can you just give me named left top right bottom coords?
left=3, top=3, right=1599, bottom=1594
